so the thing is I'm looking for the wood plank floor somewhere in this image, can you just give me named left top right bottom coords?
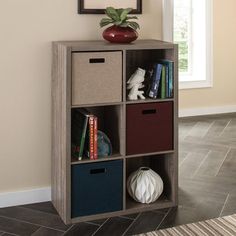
left=0, top=114, right=236, bottom=235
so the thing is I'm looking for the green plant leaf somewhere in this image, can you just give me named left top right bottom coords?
left=120, top=22, right=129, bottom=27
left=102, top=6, right=139, bottom=29
left=126, top=16, right=138, bottom=20
left=117, top=8, right=124, bottom=17
left=105, top=7, right=120, bottom=21
left=99, top=18, right=114, bottom=28
left=120, top=8, right=133, bottom=21
left=127, top=21, right=140, bottom=30
left=114, top=21, right=123, bottom=26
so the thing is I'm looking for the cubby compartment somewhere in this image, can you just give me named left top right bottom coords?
left=71, top=105, right=124, bottom=163
left=71, top=160, right=123, bottom=218
left=125, top=154, right=175, bottom=210
left=126, top=101, right=173, bottom=155
left=126, top=49, right=175, bottom=102
left=72, top=51, right=122, bottom=106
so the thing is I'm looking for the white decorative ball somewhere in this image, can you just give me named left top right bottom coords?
left=127, top=167, right=164, bottom=204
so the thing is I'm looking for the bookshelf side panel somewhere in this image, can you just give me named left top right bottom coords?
left=52, top=43, right=71, bottom=224
left=173, top=44, right=179, bottom=205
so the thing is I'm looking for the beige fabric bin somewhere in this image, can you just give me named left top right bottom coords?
left=72, top=51, right=122, bottom=106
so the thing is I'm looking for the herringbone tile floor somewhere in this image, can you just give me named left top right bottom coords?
left=0, top=114, right=235, bottom=235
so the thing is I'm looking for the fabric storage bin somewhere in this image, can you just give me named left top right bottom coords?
left=126, top=102, right=173, bottom=155
left=71, top=160, right=123, bottom=218
left=72, top=51, right=122, bottom=106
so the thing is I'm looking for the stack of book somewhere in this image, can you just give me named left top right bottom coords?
left=71, top=109, right=98, bottom=161
left=149, top=60, right=174, bottom=99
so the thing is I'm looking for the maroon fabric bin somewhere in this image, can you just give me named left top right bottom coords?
left=126, top=102, right=173, bottom=155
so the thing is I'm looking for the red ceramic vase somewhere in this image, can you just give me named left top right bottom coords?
left=103, top=26, right=138, bottom=44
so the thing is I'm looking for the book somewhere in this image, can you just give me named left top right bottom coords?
left=166, top=65, right=169, bottom=97
left=144, top=65, right=156, bottom=97
left=169, top=61, right=174, bottom=97
left=71, top=109, right=89, bottom=161
left=79, top=116, right=88, bottom=159
left=159, top=60, right=174, bottom=98
left=94, top=116, right=98, bottom=160
left=148, top=64, right=157, bottom=98
left=161, top=65, right=166, bottom=99
left=89, top=116, right=94, bottom=160
left=149, top=64, right=163, bottom=98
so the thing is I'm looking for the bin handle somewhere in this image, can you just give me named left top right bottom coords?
left=142, top=109, right=157, bottom=115
left=90, top=168, right=106, bottom=174
left=89, top=58, right=105, bottom=64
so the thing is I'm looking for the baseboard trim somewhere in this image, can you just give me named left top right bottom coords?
left=179, top=105, right=236, bottom=118
left=0, top=187, right=51, bottom=208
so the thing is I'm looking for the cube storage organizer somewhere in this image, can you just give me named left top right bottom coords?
left=52, top=40, right=178, bottom=224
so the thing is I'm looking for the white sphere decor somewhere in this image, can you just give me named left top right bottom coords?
left=127, top=167, right=164, bottom=204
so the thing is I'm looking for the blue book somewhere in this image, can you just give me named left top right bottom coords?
left=165, top=65, right=169, bottom=97
left=169, top=62, right=174, bottom=97
left=148, top=64, right=157, bottom=98
left=149, top=64, right=163, bottom=98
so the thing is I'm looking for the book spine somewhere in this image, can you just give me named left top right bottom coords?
left=148, top=65, right=157, bottom=98
left=89, top=116, right=94, bottom=160
left=153, top=64, right=163, bottom=98
left=169, top=62, right=173, bottom=97
left=149, top=64, right=163, bottom=98
left=161, top=66, right=166, bottom=99
left=78, top=116, right=88, bottom=160
left=94, top=116, right=98, bottom=160
left=158, top=60, right=174, bottom=98
left=166, top=65, right=169, bottom=98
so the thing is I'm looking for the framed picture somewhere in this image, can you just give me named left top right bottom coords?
left=78, top=0, right=142, bottom=14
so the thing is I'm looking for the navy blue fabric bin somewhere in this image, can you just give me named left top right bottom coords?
left=71, top=160, right=123, bottom=218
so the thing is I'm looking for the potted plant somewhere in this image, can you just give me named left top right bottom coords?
left=100, top=7, right=140, bottom=44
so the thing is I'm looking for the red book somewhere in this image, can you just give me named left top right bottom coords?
left=94, top=116, right=98, bottom=160
left=89, top=116, right=94, bottom=160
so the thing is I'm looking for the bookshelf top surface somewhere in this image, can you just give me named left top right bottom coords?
left=53, top=39, right=177, bottom=51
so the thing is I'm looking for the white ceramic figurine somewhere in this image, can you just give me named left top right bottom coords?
left=127, top=68, right=146, bottom=100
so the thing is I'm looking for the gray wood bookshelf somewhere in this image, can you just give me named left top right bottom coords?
left=52, top=40, right=178, bottom=224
